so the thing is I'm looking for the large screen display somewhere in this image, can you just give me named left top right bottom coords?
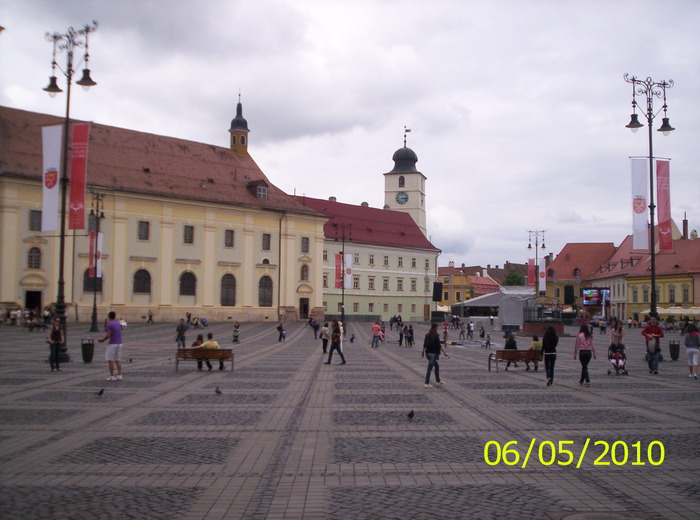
left=582, top=288, right=610, bottom=306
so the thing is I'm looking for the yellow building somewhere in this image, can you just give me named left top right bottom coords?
left=0, top=105, right=327, bottom=323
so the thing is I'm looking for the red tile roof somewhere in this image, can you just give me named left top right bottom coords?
left=626, top=238, right=700, bottom=277
left=546, top=243, right=617, bottom=281
left=0, top=106, right=322, bottom=217
left=293, top=195, right=440, bottom=251
left=586, top=235, right=645, bottom=281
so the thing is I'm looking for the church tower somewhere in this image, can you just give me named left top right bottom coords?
left=229, top=95, right=250, bottom=157
left=383, top=130, right=427, bottom=235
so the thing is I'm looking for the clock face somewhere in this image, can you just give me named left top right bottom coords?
left=395, top=191, right=409, bottom=205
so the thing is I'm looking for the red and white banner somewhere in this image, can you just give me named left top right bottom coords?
left=656, top=160, right=673, bottom=251
left=69, top=123, right=90, bottom=229
left=631, top=158, right=648, bottom=250
left=344, top=253, right=353, bottom=290
left=527, top=259, right=535, bottom=287
left=334, top=254, right=342, bottom=288
left=538, top=257, right=546, bottom=293
left=41, top=125, right=63, bottom=231
left=88, top=231, right=104, bottom=278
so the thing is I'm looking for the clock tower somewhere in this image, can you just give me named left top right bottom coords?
left=383, top=135, right=427, bottom=236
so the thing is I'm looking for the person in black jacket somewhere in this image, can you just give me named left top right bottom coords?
left=542, top=326, right=559, bottom=386
left=504, top=333, right=518, bottom=371
left=422, top=323, right=449, bottom=388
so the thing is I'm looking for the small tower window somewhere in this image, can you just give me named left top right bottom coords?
left=231, top=136, right=237, bottom=145
left=241, top=136, right=246, bottom=145
left=398, top=176, right=405, bottom=188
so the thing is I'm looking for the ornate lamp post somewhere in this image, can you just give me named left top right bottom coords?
left=43, top=21, right=98, bottom=357
left=624, top=74, right=674, bottom=319
left=89, top=192, right=105, bottom=332
left=527, top=230, right=546, bottom=296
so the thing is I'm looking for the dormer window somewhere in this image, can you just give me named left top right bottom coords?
left=247, top=179, right=269, bottom=199
left=573, top=267, right=580, bottom=277
left=257, top=186, right=267, bottom=199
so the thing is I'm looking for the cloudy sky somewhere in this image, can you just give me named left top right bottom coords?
left=2, top=0, right=699, bottom=268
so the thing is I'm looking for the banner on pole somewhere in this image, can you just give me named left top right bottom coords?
left=631, top=158, right=648, bottom=250
left=69, top=123, right=90, bottom=229
left=656, top=160, right=673, bottom=251
left=41, top=125, right=63, bottom=231
left=344, top=253, right=352, bottom=290
left=527, top=259, right=535, bottom=286
left=538, top=257, right=547, bottom=293
left=334, top=254, right=342, bottom=288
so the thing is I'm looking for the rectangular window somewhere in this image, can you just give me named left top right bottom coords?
left=411, top=257, right=417, bottom=268
left=301, top=236, right=310, bottom=253
left=668, top=286, right=676, bottom=303
left=411, top=304, right=416, bottom=313
left=225, top=229, right=234, bottom=248
left=29, top=210, right=42, bottom=231
left=368, top=277, right=375, bottom=290
left=642, top=288, right=649, bottom=303
left=369, top=302, right=374, bottom=313
left=353, top=302, right=359, bottom=312
left=369, top=254, right=375, bottom=266
left=682, top=286, right=690, bottom=302
left=383, top=303, right=389, bottom=313
left=444, top=292, right=448, bottom=301
left=353, top=252, right=360, bottom=264
left=554, top=288, right=561, bottom=298
left=425, top=279, right=431, bottom=292
left=632, top=288, right=638, bottom=303
left=138, top=221, right=150, bottom=241
left=383, top=278, right=389, bottom=291
left=323, top=301, right=328, bottom=311
left=323, top=273, right=328, bottom=288
left=257, top=186, right=268, bottom=199
left=262, top=233, right=271, bottom=251
left=353, top=276, right=360, bottom=289
left=398, top=256, right=403, bottom=267
left=323, top=249, right=328, bottom=262
left=425, top=259, right=430, bottom=270
left=411, top=278, right=417, bottom=292
left=383, top=255, right=389, bottom=267
left=456, top=291, right=461, bottom=301
left=397, top=278, right=404, bottom=291
left=184, top=225, right=194, bottom=244
left=397, top=304, right=403, bottom=313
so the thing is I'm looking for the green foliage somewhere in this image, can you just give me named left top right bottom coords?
left=502, top=269, right=524, bottom=286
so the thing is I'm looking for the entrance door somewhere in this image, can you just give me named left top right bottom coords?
left=299, top=298, right=309, bottom=319
left=25, top=291, right=42, bottom=313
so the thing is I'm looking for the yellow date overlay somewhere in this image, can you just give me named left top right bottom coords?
left=483, top=439, right=665, bottom=468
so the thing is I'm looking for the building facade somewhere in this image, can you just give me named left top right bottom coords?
left=0, top=105, right=327, bottom=323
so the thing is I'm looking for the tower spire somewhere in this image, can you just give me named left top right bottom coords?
left=403, top=126, right=411, bottom=147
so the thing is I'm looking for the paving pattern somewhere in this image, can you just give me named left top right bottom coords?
left=0, top=320, right=698, bottom=519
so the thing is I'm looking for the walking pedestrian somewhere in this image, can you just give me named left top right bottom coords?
left=147, top=309, right=154, bottom=324
left=320, top=322, right=330, bottom=354
left=175, top=318, right=187, bottom=348
left=642, top=317, right=664, bottom=374
left=542, top=326, right=558, bottom=386
left=276, top=323, right=285, bottom=342
left=98, top=311, right=124, bottom=381
left=574, top=324, right=596, bottom=386
left=422, top=322, right=448, bottom=388
left=370, top=321, right=381, bottom=348
left=46, top=317, right=63, bottom=372
left=683, top=323, right=699, bottom=379
left=324, top=319, right=346, bottom=365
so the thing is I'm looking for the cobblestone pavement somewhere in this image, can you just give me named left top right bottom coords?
left=0, top=320, right=697, bottom=519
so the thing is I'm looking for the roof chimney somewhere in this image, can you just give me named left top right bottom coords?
left=683, top=212, right=688, bottom=239
left=329, top=196, right=337, bottom=202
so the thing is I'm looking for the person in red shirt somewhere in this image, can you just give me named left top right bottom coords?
left=642, top=317, right=664, bottom=374
left=371, top=321, right=381, bottom=348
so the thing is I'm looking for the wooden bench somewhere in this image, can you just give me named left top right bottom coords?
left=488, top=349, right=542, bottom=372
left=175, top=348, right=234, bottom=371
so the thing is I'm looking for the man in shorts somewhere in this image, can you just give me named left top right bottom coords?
left=99, top=311, right=124, bottom=381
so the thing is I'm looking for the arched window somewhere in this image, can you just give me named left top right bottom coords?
left=241, top=135, right=246, bottom=145
left=221, top=274, right=236, bottom=306
left=573, top=267, right=580, bottom=277
left=300, top=264, right=309, bottom=281
left=180, top=272, right=197, bottom=296
left=83, top=268, right=103, bottom=293
left=231, top=135, right=237, bottom=145
left=259, top=276, right=273, bottom=307
left=398, top=176, right=405, bottom=188
left=27, top=247, right=41, bottom=269
left=133, top=269, right=151, bottom=294
left=262, top=258, right=270, bottom=265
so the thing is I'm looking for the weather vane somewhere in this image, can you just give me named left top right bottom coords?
left=403, top=126, right=411, bottom=147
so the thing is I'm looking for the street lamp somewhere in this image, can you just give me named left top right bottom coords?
left=89, top=192, right=105, bottom=332
left=43, top=21, right=98, bottom=358
left=333, top=223, right=351, bottom=324
left=527, top=230, right=546, bottom=296
left=624, top=74, right=674, bottom=319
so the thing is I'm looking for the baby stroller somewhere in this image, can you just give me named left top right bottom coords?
left=607, top=344, right=628, bottom=376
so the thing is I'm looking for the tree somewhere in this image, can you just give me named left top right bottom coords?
left=502, top=269, right=524, bottom=286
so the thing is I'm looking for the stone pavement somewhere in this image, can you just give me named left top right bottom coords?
left=0, top=319, right=697, bottom=520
